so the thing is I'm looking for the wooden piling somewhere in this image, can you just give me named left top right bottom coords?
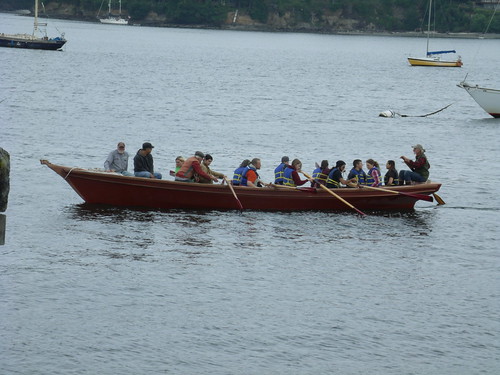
left=1, top=148, right=10, bottom=245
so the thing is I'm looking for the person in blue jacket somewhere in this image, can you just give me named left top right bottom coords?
left=347, top=159, right=367, bottom=186
left=232, top=159, right=250, bottom=186
left=311, top=160, right=329, bottom=187
left=274, top=156, right=289, bottom=185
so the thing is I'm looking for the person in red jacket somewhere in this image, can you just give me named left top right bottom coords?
left=283, top=159, right=309, bottom=187
left=175, top=151, right=218, bottom=183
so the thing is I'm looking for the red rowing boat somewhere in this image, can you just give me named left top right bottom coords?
left=41, top=160, right=442, bottom=212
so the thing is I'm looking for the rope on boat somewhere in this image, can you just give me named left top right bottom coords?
left=379, top=103, right=453, bottom=118
left=64, top=167, right=76, bottom=180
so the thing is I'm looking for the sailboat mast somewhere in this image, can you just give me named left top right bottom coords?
left=119, top=0, right=122, bottom=16
left=426, top=0, right=432, bottom=56
left=108, top=0, right=111, bottom=16
left=34, top=0, right=39, bottom=34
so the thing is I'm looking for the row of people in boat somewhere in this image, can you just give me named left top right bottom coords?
left=104, top=142, right=225, bottom=183
left=104, top=142, right=430, bottom=188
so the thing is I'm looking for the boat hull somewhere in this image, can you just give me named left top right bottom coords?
left=0, top=35, right=66, bottom=50
left=41, top=161, right=442, bottom=212
left=99, top=18, right=128, bottom=25
left=408, top=57, right=462, bottom=67
left=459, top=83, right=500, bottom=118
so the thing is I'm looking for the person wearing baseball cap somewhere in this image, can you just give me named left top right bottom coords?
left=104, top=142, right=133, bottom=176
left=399, top=144, right=430, bottom=185
left=175, top=151, right=218, bottom=183
left=133, top=142, right=162, bottom=179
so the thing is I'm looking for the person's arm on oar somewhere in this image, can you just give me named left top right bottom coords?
left=292, top=169, right=309, bottom=186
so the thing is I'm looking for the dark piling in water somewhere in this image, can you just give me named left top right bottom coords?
left=0, top=147, right=10, bottom=245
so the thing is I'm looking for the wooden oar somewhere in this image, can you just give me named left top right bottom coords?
left=301, top=171, right=367, bottom=217
left=269, top=183, right=316, bottom=193
left=361, top=185, right=433, bottom=202
left=433, top=193, right=446, bottom=205
left=224, top=177, right=243, bottom=211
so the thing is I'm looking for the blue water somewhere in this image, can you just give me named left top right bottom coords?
left=1, top=12, right=499, bottom=374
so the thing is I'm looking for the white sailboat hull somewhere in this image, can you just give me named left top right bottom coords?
left=459, top=82, right=500, bottom=118
left=99, top=17, right=128, bottom=25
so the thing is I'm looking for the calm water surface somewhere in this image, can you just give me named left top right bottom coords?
left=1, top=13, right=499, bottom=374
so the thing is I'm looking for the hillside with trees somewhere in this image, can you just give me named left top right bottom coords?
left=1, top=0, right=499, bottom=34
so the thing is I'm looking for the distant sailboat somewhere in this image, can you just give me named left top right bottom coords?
left=0, top=0, right=66, bottom=51
left=98, top=0, right=129, bottom=25
left=407, top=0, right=462, bottom=67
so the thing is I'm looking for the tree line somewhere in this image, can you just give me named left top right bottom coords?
left=1, top=0, right=499, bottom=33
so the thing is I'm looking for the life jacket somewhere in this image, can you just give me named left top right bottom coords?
left=384, top=169, right=399, bottom=185
left=414, top=154, right=430, bottom=181
left=349, top=168, right=367, bottom=186
left=176, top=156, right=198, bottom=179
left=366, top=167, right=382, bottom=186
left=274, top=163, right=286, bottom=184
left=283, top=166, right=296, bottom=187
left=312, top=167, right=328, bottom=185
left=232, top=166, right=248, bottom=186
left=326, top=168, right=341, bottom=188
left=241, top=166, right=258, bottom=186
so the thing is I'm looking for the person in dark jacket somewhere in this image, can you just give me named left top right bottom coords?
left=133, top=142, right=162, bottom=179
left=326, top=160, right=356, bottom=188
left=384, top=160, right=399, bottom=186
left=399, top=144, right=430, bottom=184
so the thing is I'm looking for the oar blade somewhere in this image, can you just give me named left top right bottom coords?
left=433, top=193, right=446, bottom=205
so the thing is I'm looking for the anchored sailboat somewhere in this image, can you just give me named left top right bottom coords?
left=457, top=1, right=499, bottom=117
left=0, top=0, right=66, bottom=51
left=407, top=0, right=462, bottom=67
left=98, top=0, right=129, bottom=25
left=458, top=82, right=500, bottom=118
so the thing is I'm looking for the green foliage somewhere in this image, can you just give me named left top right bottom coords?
left=0, top=0, right=498, bottom=33
left=172, top=0, right=227, bottom=26
left=249, top=0, right=269, bottom=23
left=129, top=0, right=150, bottom=19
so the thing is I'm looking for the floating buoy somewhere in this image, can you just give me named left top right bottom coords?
left=379, top=110, right=397, bottom=118
left=379, top=103, right=453, bottom=118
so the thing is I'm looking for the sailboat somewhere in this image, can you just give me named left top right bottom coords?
left=0, top=0, right=66, bottom=51
left=457, top=1, right=499, bottom=117
left=458, top=82, right=500, bottom=118
left=407, top=0, right=462, bottom=67
left=98, top=0, right=129, bottom=25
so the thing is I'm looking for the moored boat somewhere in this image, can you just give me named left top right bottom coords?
left=98, top=0, right=129, bottom=25
left=0, top=0, right=66, bottom=51
left=407, top=0, right=462, bottom=68
left=408, top=55, right=462, bottom=68
left=41, top=160, right=442, bottom=212
left=458, top=82, right=500, bottom=118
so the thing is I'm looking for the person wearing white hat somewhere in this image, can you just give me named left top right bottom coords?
left=399, top=144, right=430, bottom=185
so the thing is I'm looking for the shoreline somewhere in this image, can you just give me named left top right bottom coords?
left=2, top=11, right=499, bottom=39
